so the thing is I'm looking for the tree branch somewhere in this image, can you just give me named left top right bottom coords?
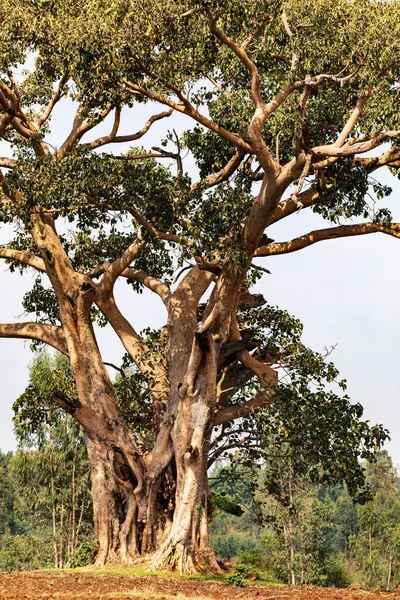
left=267, top=187, right=319, bottom=225
left=123, top=79, right=252, bottom=154
left=205, top=7, right=264, bottom=109
left=313, top=130, right=400, bottom=161
left=0, top=85, right=43, bottom=147
left=88, top=259, right=171, bottom=305
left=236, top=349, right=278, bottom=388
left=97, top=238, right=145, bottom=295
left=205, top=6, right=278, bottom=175
left=255, top=222, right=400, bottom=257
left=130, top=208, right=183, bottom=245
left=0, top=247, right=46, bottom=271
left=36, top=74, right=69, bottom=128
left=88, top=108, right=173, bottom=150
left=123, top=268, right=171, bottom=305
left=335, top=86, right=372, bottom=147
left=0, top=157, right=16, bottom=169
left=193, top=150, right=245, bottom=190
left=0, top=322, right=68, bottom=355
left=95, top=294, right=168, bottom=403
left=57, top=104, right=113, bottom=159
left=356, top=146, right=400, bottom=173
left=214, top=388, right=274, bottom=425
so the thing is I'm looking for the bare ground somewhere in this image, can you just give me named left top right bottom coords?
left=0, top=571, right=399, bottom=600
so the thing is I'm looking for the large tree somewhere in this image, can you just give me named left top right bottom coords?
left=0, top=0, right=399, bottom=572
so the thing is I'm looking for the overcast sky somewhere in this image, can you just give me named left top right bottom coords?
left=1, top=97, right=400, bottom=466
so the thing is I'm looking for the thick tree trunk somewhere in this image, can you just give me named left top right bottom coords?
left=153, top=334, right=221, bottom=573
left=68, top=335, right=176, bottom=564
left=152, top=430, right=219, bottom=572
left=85, top=433, right=174, bottom=564
left=55, top=313, right=160, bottom=562
left=86, top=437, right=139, bottom=565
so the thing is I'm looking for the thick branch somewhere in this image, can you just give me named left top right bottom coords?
left=123, top=79, right=252, bottom=154
left=267, top=187, right=319, bottom=225
left=356, top=146, right=400, bottom=173
left=335, top=86, right=372, bottom=147
left=95, top=294, right=168, bottom=402
left=0, top=322, right=68, bottom=355
left=0, top=85, right=43, bottom=147
left=87, top=105, right=121, bottom=150
left=214, top=389, right=273, bottom=425
left=124, top=268, right=171, bottom=305
left=205, top=8, right=278, bottom=174
left=205, top=7, right=264, bottom=109
left=255, top=222, right=400, bottom=257
left=97, top=238, right=145, bottom=295
left=313, top=130, right=400, bottom=160
left=193, top=150, right=245, bottom=191
left=57, top=104, right=113, bottom=159
left=87, top=261, right=171, bottom=305
left=0, top=247, right=46, bottom=271
left=0, top=157, right=16, bottom=169
left=130, top=208, right=183, bottom=244
left=236, top=349, right=278, bottom=388
left=0, top=111, right=14, bottom=138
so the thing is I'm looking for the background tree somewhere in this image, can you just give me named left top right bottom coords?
left=10, top=353, right=93, bottom=568
left=0, top=0, right=399, bottom=572
left=0, top=452, right=18, bottom=537
left=209, top=355, right=388, bottom=585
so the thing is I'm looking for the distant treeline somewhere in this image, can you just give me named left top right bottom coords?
left=211, top=450, right=400, bottom=590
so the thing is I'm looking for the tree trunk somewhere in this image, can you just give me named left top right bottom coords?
left=153, top=334, right=221, bottom=573
left=387, top=552, right=393, bottom=591
left=50, top=455, right=59, bottom=569
left=85, top=426, right=174, bottom=564
left=59, top=501, right=65, bottom=568
left=71, top=438, right=78, bottom=552
left=152, top=435, right=219, bottom=573
left=85, top=436, right=139, bottom=565
left=66, top=334, right=174, bottom=564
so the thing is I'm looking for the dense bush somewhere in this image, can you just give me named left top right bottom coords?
left=0, top=530, right=51, bottom=572
left=68, top=539, right=99, bottom=568
left=323, top=555, right=352, bottom=588
left=226, top=564, right=248, bottom=587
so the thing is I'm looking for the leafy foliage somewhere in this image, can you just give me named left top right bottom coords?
left=69, top=539, right=99, bottom=568
left=226, top=563, right=248, bottom=587
left=211, top=452, right=400, bottom=589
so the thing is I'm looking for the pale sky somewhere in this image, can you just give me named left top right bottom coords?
left=1, top=97, right=400, bottom=466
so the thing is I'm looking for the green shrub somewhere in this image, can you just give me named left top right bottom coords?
left=68, top=539, right=99, bottom=568
left=226, top=564, right=248, bottom=587
left=323, top=555, right=352, bottom=588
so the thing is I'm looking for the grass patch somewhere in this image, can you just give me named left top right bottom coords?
left=70, top=565, right=226, bottom=583
left=28, top=564, right=284, bottom=589
left=248, top=579, right=285, bottom=587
